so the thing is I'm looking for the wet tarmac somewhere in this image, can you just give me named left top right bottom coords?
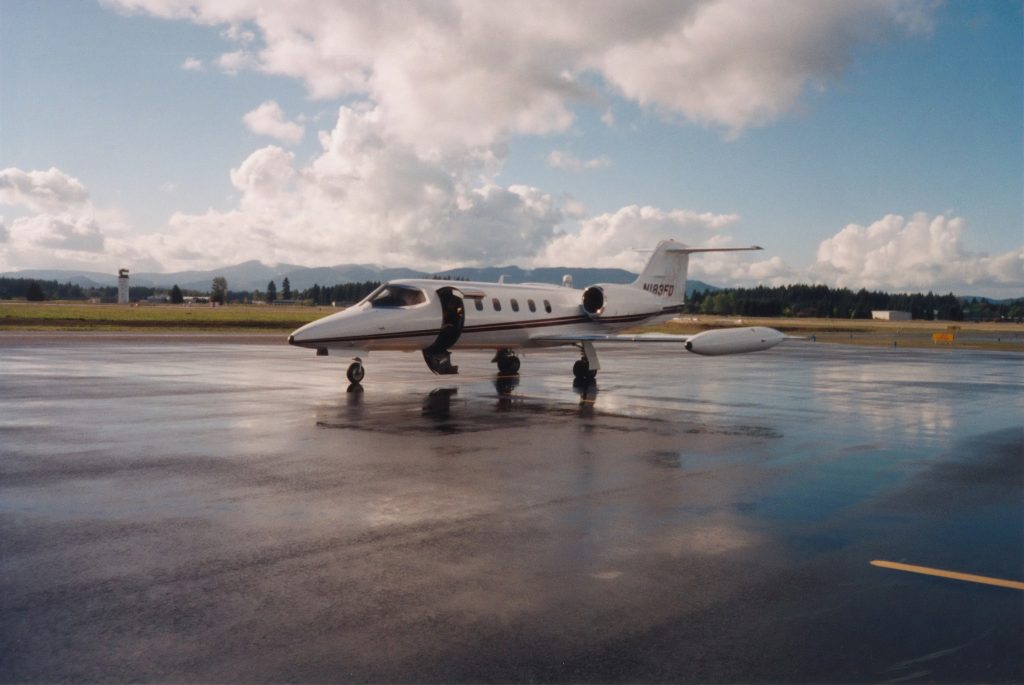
left=1, top=334, right=1021, bottom=682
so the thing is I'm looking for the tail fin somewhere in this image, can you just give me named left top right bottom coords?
left=633, top=240, right=763, bottom=304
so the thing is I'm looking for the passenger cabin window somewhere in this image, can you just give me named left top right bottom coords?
left=368, top=285, right=426, bottom=308
left=528, top=299, right=536, bottom=312
left=543, top=299, right=552, bottom=313
left=474, top=298, right=483, bottom=311
left=492, top=298, right=502, bottom=312
left=510, top=298, right=520, bottom=312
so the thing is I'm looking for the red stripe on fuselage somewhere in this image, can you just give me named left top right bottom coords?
left=296, top=309, right=660, bottom=347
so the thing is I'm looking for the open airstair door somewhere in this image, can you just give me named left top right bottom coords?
left=422, top=287, right=465, bottom=374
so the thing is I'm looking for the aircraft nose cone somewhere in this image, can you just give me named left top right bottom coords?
left=288, top=334, right=296, bottom=345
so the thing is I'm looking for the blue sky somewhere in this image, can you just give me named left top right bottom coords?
left=0, top=0, right=1021, bottom=296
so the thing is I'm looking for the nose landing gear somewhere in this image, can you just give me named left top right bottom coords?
left=346, top=360, right=365, bottom=384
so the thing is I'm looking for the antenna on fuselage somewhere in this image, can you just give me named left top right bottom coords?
left=562, top=275, right=573, bottom=288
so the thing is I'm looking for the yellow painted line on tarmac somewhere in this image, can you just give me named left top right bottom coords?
left=871, top=560, right=1024, bottom=590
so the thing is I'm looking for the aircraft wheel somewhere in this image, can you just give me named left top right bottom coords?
left=572, top=359, right=596, bottom=380
left=346, top=362, right=365, bottom=384
left=497, top=353, right=520, bottom=374
left=495, top=350, right=520, bottom=370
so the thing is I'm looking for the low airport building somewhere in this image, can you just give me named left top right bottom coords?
left=872, top=310, right=912, bottom=321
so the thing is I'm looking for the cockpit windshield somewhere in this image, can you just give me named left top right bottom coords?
left=366, top=284, right=427, bottom=308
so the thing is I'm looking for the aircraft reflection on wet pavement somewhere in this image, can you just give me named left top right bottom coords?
left=314, top=375, right=793, bottom=449
left=322, top=376, right=607, bottom=434
left=290, top=240, right=790, bottom=385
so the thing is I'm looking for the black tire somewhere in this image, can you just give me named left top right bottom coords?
left=498, top=355, right=521, bottom=374
left=346, top=362, right=365, bottom=384
left=496, top=350, right=520, bottom=374
left=573, top=359, right=597, bottom=380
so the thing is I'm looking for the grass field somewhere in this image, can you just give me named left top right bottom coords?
left=0, top=302, right=325, bottom=331
left=2, top=301, right=1022, bottom=351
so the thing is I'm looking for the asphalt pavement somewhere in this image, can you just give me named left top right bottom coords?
left=1, top=334, right=1021, bottom=682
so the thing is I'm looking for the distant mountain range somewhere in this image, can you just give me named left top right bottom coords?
left=3, top=261, right=719, bottom=296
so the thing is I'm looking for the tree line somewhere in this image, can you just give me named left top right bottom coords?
left=0, top=277, right=194, bottom=303
left=0, top=276, right=381, bottom=306
left=2, top=275, right=1019, bottom=321
left=255, top=279, right=381, bottom=305
left=686, top=285, right=1023, bottom=322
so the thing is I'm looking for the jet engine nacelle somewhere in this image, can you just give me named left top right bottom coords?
left=581, top=284, right=657, bottom=319
left=684, top=326, right=785, bottom=356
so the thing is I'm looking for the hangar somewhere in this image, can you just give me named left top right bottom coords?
left=871, top=310, right=912, bottom=321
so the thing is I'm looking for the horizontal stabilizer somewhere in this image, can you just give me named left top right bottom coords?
left=664, top=245, right=762, bottom=254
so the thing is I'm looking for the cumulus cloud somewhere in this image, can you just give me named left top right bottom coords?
left=229, top=144, right=296, bottom=197
left=0, top=151, right=624, bottom=275
left=0, top=167, right=89, bottom=214
left=7, top=161, right=1017, bottom=300
left=547, top=150, right=612, bottom=172
left=180, top=56, right=203, bottom=71
left=0, top=166, right=164, bottom=272
left=7, top=155, right=1017, bottom=302
left=812, top=213, right=1024, bottom=293
left=597, top=0, right=932, bottom=136
left=62, top=99, right=783, bottom=279
left=537, top=205, right=740, bottom=270
left=532, top=204, right=797, bottom=284
left=104, top=0, right=935, bottom=148
left=87, top=0, right=972, bottom=293
left=693, top=252, right=795, bottom=285
left=150, top=105, right=563, bottom=271
left=221, top=24, right=255, bottom=44
left=532, top=205, right=794, bottom=286
left=88, top=2, right=959, bottom=290
left=242, top=101, right=305, bottom=145
left=216, top=50, right=256, bottom=75
left=14, top=214, right=105, bottom=252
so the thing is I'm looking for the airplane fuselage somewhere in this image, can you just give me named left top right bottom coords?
left=288, top=278, right=675, bottom=352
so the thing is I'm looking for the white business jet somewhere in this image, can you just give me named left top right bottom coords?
left=288, top=239, right=786, bottom=384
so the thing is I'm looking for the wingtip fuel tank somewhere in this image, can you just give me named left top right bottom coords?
left=684, top=326, right=785, bottom=356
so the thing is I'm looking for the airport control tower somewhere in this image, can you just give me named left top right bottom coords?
left=117, top=268, right=129, bottom=304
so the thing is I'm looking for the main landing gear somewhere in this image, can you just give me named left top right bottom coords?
left=493, top=349, right=521, bottom=375
left=346, top=359, right=365, bottom=385
left=572, top=358, right=596, bottom=381
left=572, top=341, right=600, bottom=382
